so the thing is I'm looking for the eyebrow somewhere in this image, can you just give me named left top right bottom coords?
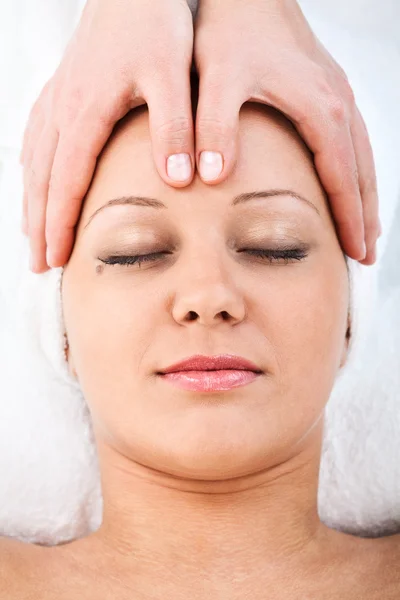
left=84, top=188, right=320, bottom=229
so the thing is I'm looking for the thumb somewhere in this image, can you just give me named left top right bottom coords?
left=195, top=74, right=243, bottom=184
left=146, top=77, right=195, bottom=188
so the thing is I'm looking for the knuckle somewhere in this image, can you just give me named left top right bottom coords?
left=95, top=101, right=119, bottom=129
left=155, top=116, right=191, bottom=147
left=315, top=73, right=349, bottom=124
left=327, top=94, right=347, bottom=124
left=197, top=116, right=234, bottom=143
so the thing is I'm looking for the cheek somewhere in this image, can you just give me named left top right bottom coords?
left=260, top=261, right=348, bottom=405
left=62, top=268, right=155, bottom=405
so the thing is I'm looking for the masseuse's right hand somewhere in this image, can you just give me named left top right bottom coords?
left=20, top=0, right=194, bottom=272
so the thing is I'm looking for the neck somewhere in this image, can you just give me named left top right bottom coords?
left=87, top=418, right=329, bottom=591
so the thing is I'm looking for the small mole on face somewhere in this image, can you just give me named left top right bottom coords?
left=96, top=263, right=105, bottom=275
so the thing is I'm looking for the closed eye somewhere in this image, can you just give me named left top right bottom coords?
left=242, top=248, right=308, bottom=263
left=99, top=247, right=309, bottom=268
left=99, top=252, right=167, bottom=267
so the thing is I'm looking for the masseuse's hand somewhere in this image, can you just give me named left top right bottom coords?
left=194, top=0, right=380, bottom=265
left=20, top=0, right=194, bottom=272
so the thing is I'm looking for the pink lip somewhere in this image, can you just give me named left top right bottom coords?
left=157, top=354, right=263, bottom=393
left=159, top=354, right=263, bottom=374
left=159, top=369, right=261, bottom=392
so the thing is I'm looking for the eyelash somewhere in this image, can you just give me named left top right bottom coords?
left=99, top=248, right=309, bottom=268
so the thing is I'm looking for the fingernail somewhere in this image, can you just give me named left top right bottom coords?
left=199, top=151, right=223, bottom=181
left=167, top=153, right=192, bottom=182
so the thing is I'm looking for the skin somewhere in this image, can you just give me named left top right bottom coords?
left=3, top=102, right=398, bottom=599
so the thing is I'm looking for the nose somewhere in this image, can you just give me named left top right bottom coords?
left=171, top=263, right=247, bottom=327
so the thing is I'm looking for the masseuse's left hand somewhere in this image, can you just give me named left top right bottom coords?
left=194, top=0, right=380, bottom=265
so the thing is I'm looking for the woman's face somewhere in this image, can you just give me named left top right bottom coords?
left=62, top=103, right=349, bottom=478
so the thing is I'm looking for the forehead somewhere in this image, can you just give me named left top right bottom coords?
left=80, top=103, right=330, bottom=221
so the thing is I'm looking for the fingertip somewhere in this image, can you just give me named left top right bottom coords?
left=338, top=220, right=366, bottom=262
left=194, top=81, right=242, bottom=185
left=46, top=252, right=66, bottom=269
left=351, top=242, right=367, bottom=263
left=46, top=228, right=75, bottom=268
left=358, top=242, right=377, bottom=266
left=146, top=91, right=195, bottom=188
left=46, top=247, right=57, bottom=269
left=29, top=250, right=50, bottom=274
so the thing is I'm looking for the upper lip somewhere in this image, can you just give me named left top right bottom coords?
left=158, top=354, right=263, bottom=374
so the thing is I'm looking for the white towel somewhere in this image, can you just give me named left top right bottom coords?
left=0, top=1, right=400, bottom=545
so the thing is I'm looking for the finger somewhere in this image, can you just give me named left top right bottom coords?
left=27, top=125, right=59, bottom=273
left=308, top=117, right=365, bottom=261
left=288, top=97, right=365, bottom=260
left=256, top=71, right=366, bottom=260
left=20, top=87, right=48, bottom=167
left=195, top=73, right=244, bottom=184
left=21, top=113, right=45, bottom=229
left=45, top=113, right=118, bottom=267
left=350, top=106, right=379, bottom=266
left=21, top=109, right=46, bottom=234
left=20, top=110, right=41, bottom=167
left=145, top=75, right=195, bottom=187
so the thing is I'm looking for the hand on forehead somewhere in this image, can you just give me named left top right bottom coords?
left=77, top=102, right=335, bottom=241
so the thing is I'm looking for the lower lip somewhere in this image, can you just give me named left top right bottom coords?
left=159, top=369, right=261, bottom=392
